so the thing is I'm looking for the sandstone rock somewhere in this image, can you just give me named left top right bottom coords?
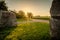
left=50, top=18, right=60, bottom=39
left=50, top=0, right=60, bottom=39
left=50, top=0, right=60, bottom=16
left=0, top=11, right=17, bottom=28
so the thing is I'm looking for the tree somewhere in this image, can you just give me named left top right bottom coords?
left=11, top=10, right=18, bottom=18
left=27, top=12, right=33, bottom=19
left=0, top=1, right=8, bottom=11
left=17, top=10, right=26, bottom=19
left=50, top=0, right=60, bottom=40
left=10, top=10, right=21, bottom=19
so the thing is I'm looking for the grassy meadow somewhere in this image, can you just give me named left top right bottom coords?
left=0, top=0, right=51, bottom=40
left=33, top=16, right=50, bottom=20
left=0, top=20, right=50, bottom=40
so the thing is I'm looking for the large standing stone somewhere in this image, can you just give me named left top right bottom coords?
left=50, top=0, right=60, bottom=40
left=0, top=11, right=17, bottom=28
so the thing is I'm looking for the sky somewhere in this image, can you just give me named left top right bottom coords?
left=5, top=0, right=53, bottom=16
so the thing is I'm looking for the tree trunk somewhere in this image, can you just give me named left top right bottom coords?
left=50, top=0, right=60, bottom=40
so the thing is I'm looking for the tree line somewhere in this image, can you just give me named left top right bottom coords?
left=13, top=10, right=33, bottom=20
left=0, top=1, right=33, bottom=20
left=11, top=10, right=33, bottom=20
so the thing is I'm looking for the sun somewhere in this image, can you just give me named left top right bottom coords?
left=22, top=7, right=32, bottom=13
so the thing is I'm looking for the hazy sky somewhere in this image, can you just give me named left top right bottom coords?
left=5, top=0, right=52, bottom=16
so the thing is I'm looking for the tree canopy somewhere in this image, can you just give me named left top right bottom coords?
left=0, top=1, right=8, bottom=11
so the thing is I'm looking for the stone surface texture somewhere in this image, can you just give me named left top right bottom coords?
left=50, top=0, right=60, bottom=39
left=0, top=11, right=16, bottom=28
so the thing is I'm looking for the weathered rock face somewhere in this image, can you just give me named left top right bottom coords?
left=50, top=0, right=60, bottom=17
left=50, top=0, right=60, bottom=40
left=0, top=11, right=17, bottom=28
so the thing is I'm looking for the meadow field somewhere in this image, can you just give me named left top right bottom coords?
left=33, top=16, right=50, bottom=20
left=0, top=20, right=50, bottom=40
left=0, top=0, right=53, bottom=40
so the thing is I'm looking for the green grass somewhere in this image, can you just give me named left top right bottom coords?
left=0, top=27, right=16, bottom=40
left=17, top=19, right=28, bottom=22
left=4, top=22, right=50, bottom=40
left=33, top=16, right=50, bottom=20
